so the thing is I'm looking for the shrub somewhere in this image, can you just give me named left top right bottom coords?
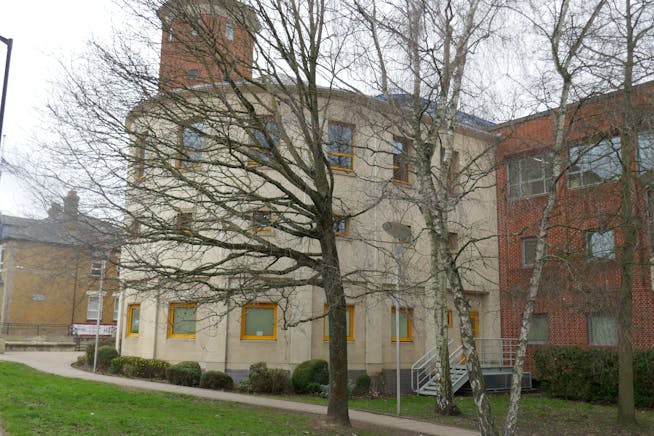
left=108, top=356, right=170, bottom=379
left=534, top=346, right=654, bottom=407
left=167, top=361, right=202, bottom=387
left=267, top=368, right=290, bottom=394
left=291, top=359, right=329, bottom=394
left=200, top=371, right=234, bottom=391
left=352, top=373, right=371, bottom=397
left=85, top=340, right=115, bottom=364
left=244, top=362, right=290, bottom=394
left=96, top=346, right=119, bottom=368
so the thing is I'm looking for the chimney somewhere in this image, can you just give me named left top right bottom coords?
left=63, top=191, right=79, bottom=222
left=47, top=203, right=63, bottom=219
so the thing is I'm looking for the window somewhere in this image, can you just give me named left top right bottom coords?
left=87, top=295, right=100, bottom=320
left=0, top=245, right=5, bottom=271
left=249, top=118, right=280, bottom=164
left=470, top=311, right=479, bottom=337
left=391, top=307, right=413, bottom=342
left=135, top=145, right=148, bottom=179
left=638, top=131, right=654, bottom=172
left=113, top=298, right=119, bottom=321
left=187, top=68, right=199, bottom=80
left=326, top=122, right=354, bottom=171
left=447, top=232, right=458, bottom=252
left=507, top=154, right=553, bottom=199
left=392, top=138, right=410, bottom=184
left=568, top=137, right=621, bottom=188
left=168, top=303, right=197, bottom=338
left=522, top=238, right=538, bottom=267
left=323, top=304, right=354, bottom=341
left=241, top=303, right=277, bottom=340
left=127, top=304, right=140, bottom=336
left=333, top=218, right=348, bottom=236
left=586, top=230, right=615, bottom=259
left=176, top=212, right=194, bottom=234
left=253, top=210, right=272, bottom=232
left=447, top=310, right=452, bottom=328
left=90, top=260, right=103, bottom=277
left=528, top=314, right=548, bottom=344
left=588, top=314, right=617, bottom=346
left=178, top=122, right=204, bottom=167
left=226, top=21, right=234, bottom=41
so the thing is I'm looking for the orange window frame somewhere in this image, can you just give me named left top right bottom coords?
left=127, top=304, right=140, bottom=337
left=167, top=302, right=197, bottom=338
left=447, top=310, right=452, bottom=328
left=326, top=121, right=355, bottom=172
left=323, top=304, right=354, bottom=341
left=333, top=218, right=348, bottom=237
left=391, top=307, right=413, bottom=342
left=252, top=210, right=272, bottom=232
left=241, top=303, right=278, bottom=340
left=391, top=137, right=411, bottom=184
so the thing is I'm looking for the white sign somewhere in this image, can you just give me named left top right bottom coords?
left=71, top=323, right=117, bottom=337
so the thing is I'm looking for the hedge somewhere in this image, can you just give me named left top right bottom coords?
left=108, top=356, right=170, bottom=380
left=166, top=361, right=202, bottom=387
left=534, top=346, right=654, bottom=407
left=291, top=359, right=329, bottom=394
left=200, top=371, right=234, bottom=391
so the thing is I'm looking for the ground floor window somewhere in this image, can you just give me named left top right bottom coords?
left=391, top=307, right=413, bottom=342
left=323, top=304, right=354, bottom=341
left=528, top=313, right=548, bottom=344
left=168, top=303, right=197, bottom=338
left=241, top=303, right=277, bottom=340
left=127, top=304, right=140, bottom=337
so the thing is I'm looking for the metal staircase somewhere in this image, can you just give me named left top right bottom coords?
left=411, top=338, right=523, bottom=395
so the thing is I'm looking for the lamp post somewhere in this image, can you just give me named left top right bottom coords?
left=89, top=259, right=107, bottom=373
left=0, top=35, right=13, bottom=146
left=382, top=221, right=411, bottom=417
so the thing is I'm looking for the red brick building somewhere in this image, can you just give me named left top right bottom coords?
left=495, top=82, right=654, bottom=370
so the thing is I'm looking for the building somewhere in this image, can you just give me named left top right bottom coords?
left=0, top=191, right=120, bottom=340
left=118, top=0, right=501, bottom=392
left=495, top=82, right=654, bottom=369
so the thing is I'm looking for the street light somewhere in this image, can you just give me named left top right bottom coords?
left=0, top=35, right=13, bottom=146
left=382, top=221, right=411, bottom=417
left=88, top=259, right=107, bottom=373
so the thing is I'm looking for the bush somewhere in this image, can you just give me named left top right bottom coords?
left=245, top=362, right=290, bottom=394
left=352, top=373, right=371, bottom=397
left=200, top=371, right=234, bottom=391
left=167, top=361, right=202, bottom=387
left=85, top=340, right=115, bottom=365
left=96, top=346, right=119, bottom=368
left=534, top=346, right=654, bottom=407
left=291, top=359, right=329, bottom=394
left=108, top=356, right=170, bottom=379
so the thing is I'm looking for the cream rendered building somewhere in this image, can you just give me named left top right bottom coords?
left=118, top=0, right=499, bottom=393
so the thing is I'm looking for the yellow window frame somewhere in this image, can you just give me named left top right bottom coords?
left=323, top=304, right=354, bottom=341
left=326, top=121, right=355, bottom=172
left=177, top=121, right=204, bottom=169
left=247, top=116, right=282, bottom=166
left=391, top=307, right=413, bottom=342
left=333, top=218, right=348, bottom=237
left=447, top=310, right=452, bottom=328
left=167, top=302, right=197, bottom=338
left=241, top=303, right=278, bottom=340
left=391, top=137, right=411, bottom=185
left=252, top=210, right=273, bottom=232
left=127, top=304, right=140, bottom=337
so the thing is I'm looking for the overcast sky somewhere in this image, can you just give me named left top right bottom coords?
left=0, top=0, right=121, bottom=217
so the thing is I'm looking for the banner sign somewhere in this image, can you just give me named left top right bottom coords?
left=71, top=323, right=117, bottom=337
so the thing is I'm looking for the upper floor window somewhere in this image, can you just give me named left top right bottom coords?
left=178, top=122, right=204, bottom=167
left=528, top=313, right=548, bottom=344
left=637, top=131, right=654, bottom=172
left=586, top=230, right=615, bottom=259
left=507, top=154, right=553, bottom=199
left=326, top=122, right=354, bottom=171
left=91, top=260, right=104, bottom=277
left=253, top=210, right=272, bottom=232
left=568, top=137, right=621, bottom=188
left=176, top=212, right=194, bottom=235
left=134, top=144, right=148, bottom=179
left=249, top=118, right=280, bottom=164
left=87, top=294, right=100, bottom=320
left=588, top=314, right=617, bottom=346
left=226, top=21, right=234, bottom=41
left=522, top=237, right=539, bottom=267
left=392, top=138, right=410, bottom=184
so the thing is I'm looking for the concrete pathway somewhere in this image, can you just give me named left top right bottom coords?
left=0, top=351, right=478, bottom=436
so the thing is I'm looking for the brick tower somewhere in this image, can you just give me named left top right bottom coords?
left=157, top=0, right=257, bottom=91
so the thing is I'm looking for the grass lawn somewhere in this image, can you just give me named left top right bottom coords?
left=279, top=393, right=654, bottom=435
left=0, top=362, right=407, bottom=436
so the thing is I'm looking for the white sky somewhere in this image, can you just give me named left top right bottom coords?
left=0, top=0, right=120, bottom=218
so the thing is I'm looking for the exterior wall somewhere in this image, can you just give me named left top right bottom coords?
left=0, top=240, right=119, bottom=331
left=495, top=83, right=654, bottom=370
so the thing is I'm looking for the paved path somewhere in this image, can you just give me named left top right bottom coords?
left=0, top=351, right=478, bottom=436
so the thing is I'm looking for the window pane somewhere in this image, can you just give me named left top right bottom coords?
left=587, top=230, right=614, bottom=259
left=244, top=307, right=275, bottom=337
left=391, top=309, right=410, bottom=340
left=638, top=131, right=654, bottom=171
left=87, top=296, right=99, bottom=320
left=172, top=305, right=196, bottom=335
left=589, top=315, right=617, bottom=346
left=528, top=314, right=548, bottom=343
left=328, top=124, right=352, bottom=153
left=129, top=306, right=140, bottom=335
left=568, top=139, right=621, bottom=188
left=522, top=238, right=537, bottom=266
left=181, top=122, right=203, bottom=165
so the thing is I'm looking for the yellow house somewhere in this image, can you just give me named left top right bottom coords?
left=0, top=191, right=120, bottom=339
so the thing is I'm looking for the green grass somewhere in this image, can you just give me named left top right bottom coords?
left=0, top=362, right=389, bottom=435
left=277, top=393, right=654, bottom=435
